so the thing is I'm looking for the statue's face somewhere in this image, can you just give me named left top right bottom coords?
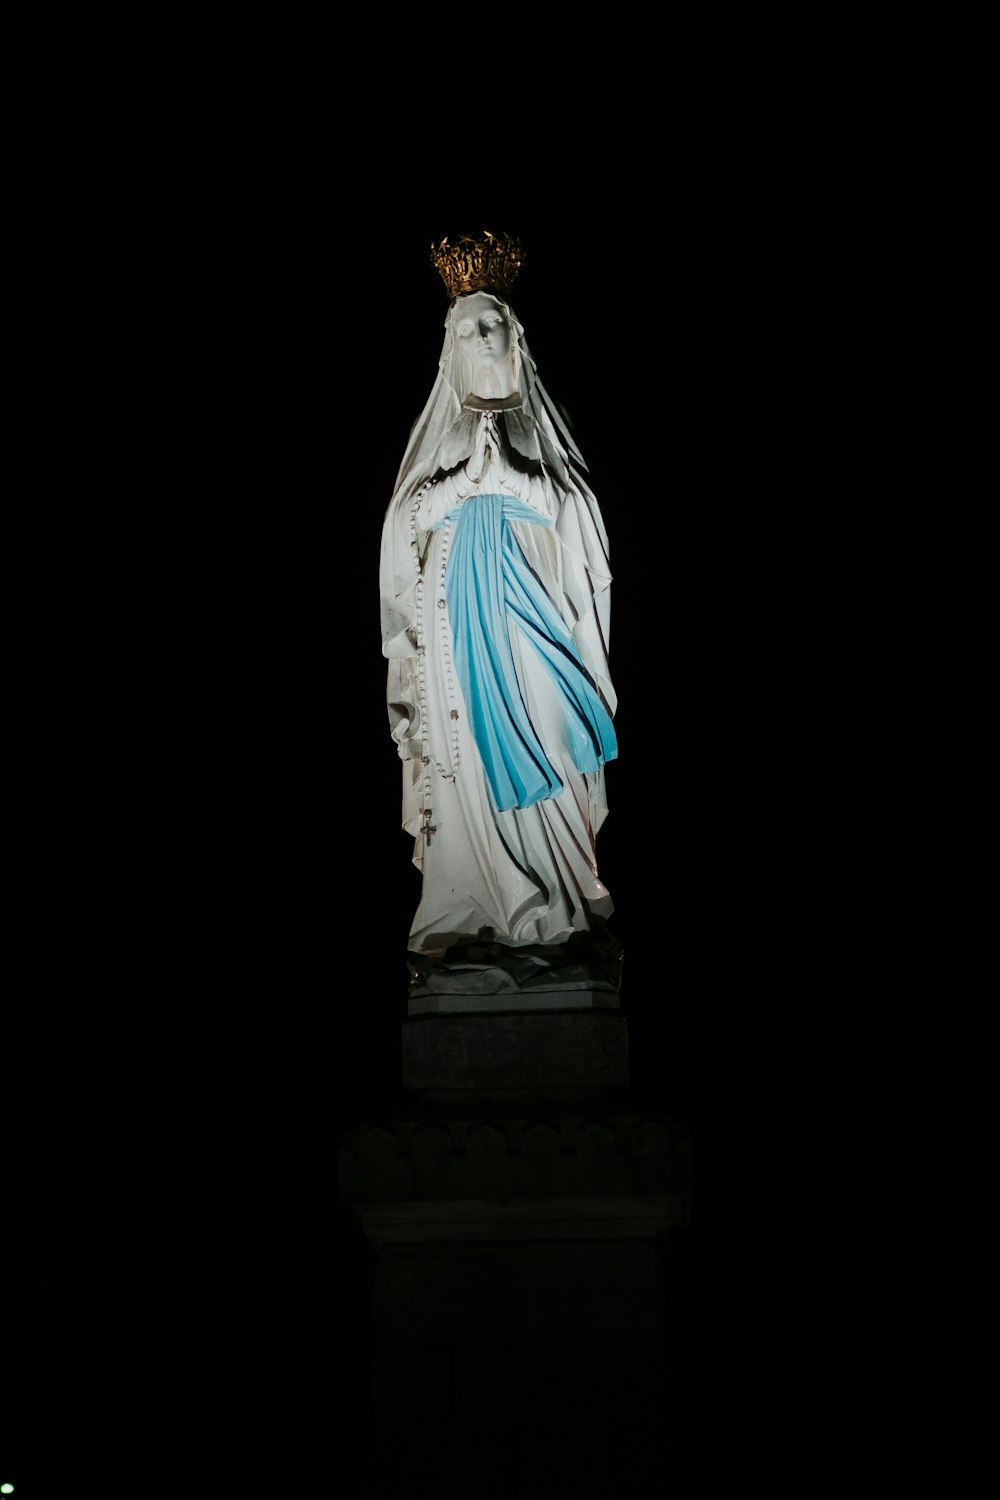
left=453, top=294, right=511, bottom=368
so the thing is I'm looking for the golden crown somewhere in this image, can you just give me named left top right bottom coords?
left=430, top=231, right=524, bottom=299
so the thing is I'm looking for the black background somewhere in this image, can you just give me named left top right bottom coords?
left=11, top=8, right=991, bottom=1497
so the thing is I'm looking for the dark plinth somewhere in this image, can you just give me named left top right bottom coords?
left=338, top=973, right=690, bottom=1493
left=401, top=985, right=629, bottom=1102
left=338, top=1104, right=690, bottom=1491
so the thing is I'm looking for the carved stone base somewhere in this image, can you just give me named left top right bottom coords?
left=338, top=1105, right=691, bottom=1492
left=407, top=984, right=621, bottom=1016
left=401, top=1008, right=629, bottom=1102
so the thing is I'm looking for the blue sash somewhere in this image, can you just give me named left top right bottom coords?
left=435, top=493, right=617, bottom=811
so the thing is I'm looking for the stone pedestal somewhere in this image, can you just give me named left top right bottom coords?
left=339, top=1095, right=690, bottom=1492
left=402, top=992, right=628, bottom=1102
left=338, top=986, right=690, bottom=1493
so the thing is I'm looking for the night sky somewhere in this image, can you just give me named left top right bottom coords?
left=14, top=10, right=990, bottom=1498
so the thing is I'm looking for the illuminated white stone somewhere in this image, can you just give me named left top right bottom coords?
left=380, top=290, right=618, bottom=971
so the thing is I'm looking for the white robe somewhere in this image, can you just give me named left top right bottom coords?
left=379, top=296, right=617, bottom=960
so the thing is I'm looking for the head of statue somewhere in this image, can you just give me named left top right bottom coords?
left=450, top=292, right=519, bottom=403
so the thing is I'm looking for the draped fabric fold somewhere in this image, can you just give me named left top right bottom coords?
left=439, top=494, right=617, bottom=812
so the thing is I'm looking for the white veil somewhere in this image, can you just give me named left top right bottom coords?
left=380, top=291, right=616, bottom=720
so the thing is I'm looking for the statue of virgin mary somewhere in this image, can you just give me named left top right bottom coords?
left=379, top=234, right=621, bottom=993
